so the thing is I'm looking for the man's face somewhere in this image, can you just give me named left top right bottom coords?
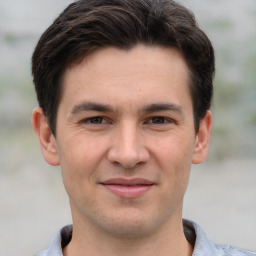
left=39, top=45, right=211, bottom=238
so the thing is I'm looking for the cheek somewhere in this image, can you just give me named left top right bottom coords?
left=56, top=136, right=106, bottom=191
left=58, top=133, right=107, bottom=166
left=155, top=134, right=195, bottom=166
left=153, top=135, right=194, bottom=189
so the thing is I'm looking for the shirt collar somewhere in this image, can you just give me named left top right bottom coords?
left=41, top=219, right=223, bottom=256
left=183, top=219, right=221, bottom=256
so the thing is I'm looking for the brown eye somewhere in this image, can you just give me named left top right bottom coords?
left=151, top=117, right=166, bottom=124
left=145, top=116, right=175, bottom=126
left=82, top=116, right=106, bottom=124
left=89, top=117, right=104, bottom=124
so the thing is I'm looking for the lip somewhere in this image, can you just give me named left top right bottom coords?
left=100, top=178, right=155, bottom=198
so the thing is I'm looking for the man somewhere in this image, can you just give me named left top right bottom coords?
left=31, top=0, right=255, bottom=255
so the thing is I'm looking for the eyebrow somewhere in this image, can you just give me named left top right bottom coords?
left=71, top=102, right=114, bottom=114
left=70, top=101, right=183, bottom=115
left=141, top=103, right=183, bottom=114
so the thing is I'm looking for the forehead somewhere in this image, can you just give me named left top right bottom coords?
left=61, top=45, right=192, bottom=110
left=67, top=45, right=189, bottom=80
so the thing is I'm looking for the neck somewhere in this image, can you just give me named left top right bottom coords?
left=63, top=217, right=193, bottom=256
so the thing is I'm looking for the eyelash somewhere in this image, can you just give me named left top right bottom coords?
left=145, top=116, right=174, bottom=125
left=81, top=116, right=109, bottom=125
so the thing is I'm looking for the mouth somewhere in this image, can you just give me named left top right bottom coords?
left=100, top=178, right=155, bottom=198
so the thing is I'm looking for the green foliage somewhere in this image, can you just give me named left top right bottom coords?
left=5, top=34, right=19, bottom=45
left=249, top=113, right=256, bottom=126
left=215, top=19, right=233, bottom=30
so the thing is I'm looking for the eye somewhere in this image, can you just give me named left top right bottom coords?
left=82, top=116, right=107, bottom=124
left=151, top=117, right=166, bottom=124
left=146, top=116, right=173, bottom=124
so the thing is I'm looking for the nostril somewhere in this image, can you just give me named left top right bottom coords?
left=112, top=161, right=122, bottom=167
left=107, top=140, right=150, bottom=169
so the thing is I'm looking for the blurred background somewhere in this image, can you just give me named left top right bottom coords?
left=0, top=0, right=255, bottom=255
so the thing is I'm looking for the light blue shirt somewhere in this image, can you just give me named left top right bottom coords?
left=35, top=219, right=256, bottom=256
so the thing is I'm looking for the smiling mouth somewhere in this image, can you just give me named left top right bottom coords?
left=100, top=178, right=155, bottom=198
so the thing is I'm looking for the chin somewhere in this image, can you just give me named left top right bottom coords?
left=99, top=209, right=160, bottom=239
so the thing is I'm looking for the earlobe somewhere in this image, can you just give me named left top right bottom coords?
left=32, top=107, right=60, bottom=166
left=192, top=110, right=212, bottom=164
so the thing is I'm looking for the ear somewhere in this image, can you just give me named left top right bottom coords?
left=192, top=110, right=212, bottom=164
left=32, top=107, right=60, bottom=166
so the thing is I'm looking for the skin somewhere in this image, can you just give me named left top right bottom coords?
left=32, top=45, right=212, bottom=256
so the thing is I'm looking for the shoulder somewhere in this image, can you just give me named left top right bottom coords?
left=34, top=225, right=72, bottom=256
left=183, top=219, right=256, bottom=256
left=34, top=250, right=47, bottom=256
left=215, top=244, right=256, bottom=256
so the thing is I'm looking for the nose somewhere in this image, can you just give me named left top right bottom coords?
left=107, top=123, right=150, bottom=169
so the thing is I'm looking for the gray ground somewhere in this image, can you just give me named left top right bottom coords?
left=0, top=0, right=255, bottom=255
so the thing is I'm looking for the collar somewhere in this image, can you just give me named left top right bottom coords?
left=36, top=219, right=255, bottom=256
